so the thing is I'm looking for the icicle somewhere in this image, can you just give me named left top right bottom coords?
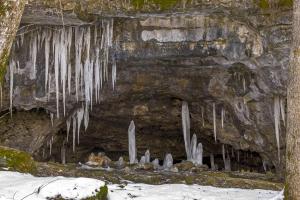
left=201, top=106, right=205, bottom=127
left=72, top=116, right=76, bottom=152
left=53, top=31, right=60, bottom=118
left=213, top=103, right=217, bottom=142
left=128, top=120, right=136, bottom=164
left=145, top=150, right=150, bottom=163
left=84, top=105, right=89, bottom=131
left=61, top=144, right=66, bottom=165
left=262, top=160, right=267, bottom=172
left=163, top=153, right=173, bottom=169
left=221, top=108, right=224, bottom=128
left=243, top=77, right=246, bottom=93
left=50, top=113, right=54, bottom=127
left=30, top=33, right=37, bottom=79
left=75, top=27, right=84, bottom=102
left=280, top=97, right=285, bottom=127
left=66, top=118, right=71, bottom=142
left=190, top=134, right=197, bottom=162
left=49, top=137, right=53, bottom=156
left=77, top=107, right=84, bottom=145
left=44, top=30, right=50, bottom=92
left=9, top=59, right=15, bottom=116
left=182, top=101, right=191, bottom=160
left=195, top=143, right=203, bottom=166
left=274, top=96, right=281, bottom=162
left=112, top=56, right=117, bottom=90
left=210, top=153, right=215, bottom=170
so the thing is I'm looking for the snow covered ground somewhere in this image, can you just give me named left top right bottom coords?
left=0, top=171, right=283, bottom=200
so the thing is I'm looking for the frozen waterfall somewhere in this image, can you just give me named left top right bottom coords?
left=11, top=19, right=115, bottom=122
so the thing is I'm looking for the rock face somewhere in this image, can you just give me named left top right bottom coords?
left=0, top=1, right=291, bottom=175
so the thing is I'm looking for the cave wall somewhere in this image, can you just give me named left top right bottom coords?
left=0, top=0, right=292, bottom=174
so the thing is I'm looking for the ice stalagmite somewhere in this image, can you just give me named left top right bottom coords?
left=210, top=154, right=215, bottom=170
left=190, top=134, right=197, bottom=162
left=140, top=156, right=146, bottom=164
left=182, top=101, right=191, bottom=160
left=222, top=144, right=226, bottom=167
left=145, top=150, right=150, bottom=163
left=163, top=153, right=173, bottom=169
left=128, top=120, right=136, bottom=164
left=61, top=144, right=66, bottom=165
left=274, top=96, right=281, bottom=162
left=152, top=158, right=160, bottom=170
left=66, top=118, right=71, bottom=142
left=213, top=103, right=217, bottom=142
left=195, top=143, right=203, bottom=165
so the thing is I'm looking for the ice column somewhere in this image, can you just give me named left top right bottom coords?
left=182, top=101, right=191, bottom=160
left=128, top=120, right=137, bottom=164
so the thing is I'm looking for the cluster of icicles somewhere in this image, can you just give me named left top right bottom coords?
left=128, top=120, right=174, bottom=170
left=273, top=96, right=286, bottom=163
left=9, top=19, right=115, bottom=120
left=182, top=101, right=236, bottom=171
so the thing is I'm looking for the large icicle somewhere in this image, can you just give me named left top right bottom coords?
left=77, top=107, right=84, bottom=145
left=182, top=101, right=191, bottom=160
left=112, top=56, right=117, bottom=90
left=221, top=108, right=225, bottom=129
left=44, top=30, right=50, bottom=92
left=128, top=120, right=136, bottom=164
left=213, top=103, right=217, bottom=142
left=72, top=115, right=76, bottom=152
left=280, top=97, right=285, bottom=127
left=274, top=96, right=281, bottom=162
left=66, top=118, right=71, bottom=142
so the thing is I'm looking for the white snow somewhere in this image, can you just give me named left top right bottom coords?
left=0, top=171, right=283, bottom=200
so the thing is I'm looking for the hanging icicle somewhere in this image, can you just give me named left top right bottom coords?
left=66, top=118, right=71, bottom=142
left=274, top=96, right=281, bottom=162
left=72, top=115, right=76, bottom=152
left=221, top=107, right=225, bottom=129
left=280, top=97, right=285, bottom=127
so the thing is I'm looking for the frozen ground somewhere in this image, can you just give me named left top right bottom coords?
left=0, top=171, right=283, bottom=200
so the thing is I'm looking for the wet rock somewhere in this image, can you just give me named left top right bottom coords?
left=86, top=152, right=111, bottom=168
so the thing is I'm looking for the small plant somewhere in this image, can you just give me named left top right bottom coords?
left=86, top=185, right=108, bottom=200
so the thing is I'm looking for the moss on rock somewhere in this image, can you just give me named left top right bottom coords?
left=0, top=146, right=37, bottom=173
